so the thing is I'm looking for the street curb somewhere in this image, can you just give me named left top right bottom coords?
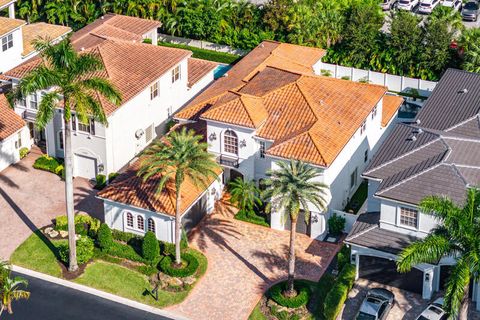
left=11, top=265, right=189, bottom=320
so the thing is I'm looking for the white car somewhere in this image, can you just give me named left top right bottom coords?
left=442, top=0, right=462, bottom=10
left=419, top=0, right=440, bottom=13
left=398, top=0, right=419, bottom=10
left=416, top=298, right=448, bottom=320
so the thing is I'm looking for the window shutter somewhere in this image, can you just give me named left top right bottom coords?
left=90, top=119, right=95, bottom=136
left=72, top=116, right=76, bottom=131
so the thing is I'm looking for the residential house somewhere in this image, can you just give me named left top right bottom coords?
left=0, top=0, right=71, bottom=73
left=97, top=123, right=223, bottom=243
left=174, top=40, right=403, bottom=240
left=4, top=14, right=217, bottom=179
left=345, top=68, right=480, bottom=308
left=0, top=93, right=28, bottom=171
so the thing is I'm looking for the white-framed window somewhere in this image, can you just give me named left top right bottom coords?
left=29, top=94, right=38, bottom=110
left=360, top=120, right=367, bottom=135
left=364, top=150, right=368, bottom=163
left=137, top=215, right=145, bottom=231
left=14, top=132, right=22, bottom=149
left=224, top=130, right=238, bottom=155
left=147, top=218, right=155, bottom=233
left=58, top=131, right=64, bottom=150
left=350, top=168, right=358, bottom=189
left=371, top=105, right=377, bottom=119
left=125, top=212, right=134, bottom=228
left=145, top=123, right=154, bottom=143
left=259, top=141, right=266, bottom=158
left=400, top=207, right=418, bottom=228
left=150, top=81, right=159, bottom=100
left=171, top=65, right=181, bottom=83
left=2, top=33, right=13, bottom=52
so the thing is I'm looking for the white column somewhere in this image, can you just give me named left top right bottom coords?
left=354, top=253, right=360, bottom=280
left=8, top=3, right=15, bottom=19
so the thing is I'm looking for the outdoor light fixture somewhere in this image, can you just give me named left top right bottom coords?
left=209, top=132, right=217, bottom=141
left=211, top=188, right=216, bottom=195
left=98, top=164, right=104, bottom=172
left=425, top=273, right=430, bottom=281
left=240, top=139, right=247, bottom=148
left=312, top=215, right=319, bottom=224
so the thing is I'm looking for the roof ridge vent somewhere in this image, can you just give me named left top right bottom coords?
left=458, top=88, right=468, bottom=94
left=416, top=119, right=421, bottom=125
left=413, top=128, right=423, bottom=134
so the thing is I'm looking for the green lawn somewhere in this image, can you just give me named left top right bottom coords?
left=10, top=231, right=63, bottom=278
left=249, top=303, right=267, bottom=320
left=344, top=180, right=368, bottom=214
left=158, top=41, right=241, bottom=64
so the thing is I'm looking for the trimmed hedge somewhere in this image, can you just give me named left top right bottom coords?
left=95, top=174, right=107, bottom=190
left=161, top=230, right=189, bottom=256
left=235, top=209, right=269, bottom=227
left=33, top=155, right=63, bottom=176
left=327, top=214, right=346, bottom=236
left=105, top=241, right=145, bottom=263
left=108, top=172, right=119, bottom=183
left=268, top=282, right=311, bottom=309
left=58, top=236, right=95, bottom=265
left=111, top=229, right=142, bottom=243
left=19, top=147, right=29, bottom=159
left=97, top=223, right=113, bottom=250
left=142, top=231, right=160, bottom=263
left=337, top=245, right=351, bottom=271
left=54, top=214, right=101, bottom=237
left=323, top=264, right=356, bottom=320
left=160, top=253, right=199, bottom=278
left=158, top=41, right=241, bottom=64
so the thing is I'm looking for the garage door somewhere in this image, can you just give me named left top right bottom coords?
left=74, top=154, right=97, bottom=179
left=285, top=210, right=311, bottom=236
left=359, top=255, right=423, bottom=294
left=182, top=194, right=207, bottom=233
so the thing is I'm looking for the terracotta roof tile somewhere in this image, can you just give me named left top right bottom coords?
left=0, top=17, right=25, bottom=37
left=22, top=23, right=71, bottom=57
left=0, top=0, right=14, bottom=8
left=0, top=94, right=25, bottom=141
left=382, top=95, right=403, bottom=127
left=188, top=58, right=217, bottom=88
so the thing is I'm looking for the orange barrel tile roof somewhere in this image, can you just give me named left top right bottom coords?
left=22, top=23, right=71, bottom=57
left=0, top=16, right=25, bottom=37
left=0, top=94, right=25, bottom=141
left=188, top=58, right=217, bottom=88
left=382, top=95, right=404, bottom=127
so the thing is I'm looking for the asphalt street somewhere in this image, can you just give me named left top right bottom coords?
left=2, top=273, right=174, bottom=320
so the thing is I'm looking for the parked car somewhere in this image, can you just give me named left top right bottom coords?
left=462, top=1, right=480, bottom=21
left=356, top=288, right=395, bottom=320
left=442, top=0, right=462, bottom=10
left=398, top=0, right=419, bottom=10
left=416, top=298, right=448, bottom=320
left=381, top=0, right=398, bottom=10
left=419, top=0, right=440, bottom=13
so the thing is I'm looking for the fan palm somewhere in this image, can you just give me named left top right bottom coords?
left=262, top=160, right=328, bottom=296
left=137, top=127, right=220, bottom=265
left=228, top=177, right=262, bottom=213
left=11, top=38, right=122, bottom=272
left=397, top=188, right=480, bottom=319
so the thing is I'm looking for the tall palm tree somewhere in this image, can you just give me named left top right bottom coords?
left=228, top=177, right=262, bottom=213
left=0, top=262, right=30, bottom=316
left=263, top=160, right=328, bottom=296
left=137, top=127, right=220, bottom=265
left=11, top=38, right=122, bottom=272
left=397, top=188, right=480, bottom=319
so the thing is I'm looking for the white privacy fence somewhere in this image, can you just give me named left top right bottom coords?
left=331, top=210, right=359, bottom=234
left=318, top=62, right=437, bottom=94
left=158, top=33, right=248, bottom=56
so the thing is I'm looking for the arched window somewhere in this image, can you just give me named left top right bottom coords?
left=137, top=215, right=145, bottom=230
left=224, top=130, right=238, bottom=155
left=147, top=218, right=155, bottom=233
left=126, top=212, right=133, bottom=228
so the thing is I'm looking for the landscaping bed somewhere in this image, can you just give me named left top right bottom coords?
left=343, top=180, right=368, bottom=214
left=158, top=41, right=241, bottom=64
left=235, top=209, right=270, bottom=228
left=11, top=219, right=208, bottom=308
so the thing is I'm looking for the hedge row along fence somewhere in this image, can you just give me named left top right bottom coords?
left=323, top=263, right=356, bottom=320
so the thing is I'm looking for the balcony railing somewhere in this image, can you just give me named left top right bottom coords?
left=218, top=155, right=239, bottom=168
left=22, top=110, right=37, bottom=121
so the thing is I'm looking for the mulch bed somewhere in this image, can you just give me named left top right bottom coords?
left=58, top=260, right=88, bottom=280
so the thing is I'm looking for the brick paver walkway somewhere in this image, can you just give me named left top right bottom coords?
left=0, top=149, right=102, bottom=260
left=169, top=199, right=339, bottom=320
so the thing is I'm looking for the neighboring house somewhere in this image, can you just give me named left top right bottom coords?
left=4, top=14, right=217, bottom=180
left=0, top=0, right=71, bottom=73
left=175, top=40, right=403, bottom=240
left=0, top=94, right=29, bottom=171
left=97, top=123, right=223, bottom=243
left=346, top=68, right=480, bottom=308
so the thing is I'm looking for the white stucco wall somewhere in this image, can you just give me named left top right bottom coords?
left=0, top=126, right=29, bottom=172
left=0, top=27, right=23, bottom=73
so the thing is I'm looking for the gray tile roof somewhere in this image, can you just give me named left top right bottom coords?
left=364, top=69, right=480, bottom=206
left=346, top=213, right=420, bottom=255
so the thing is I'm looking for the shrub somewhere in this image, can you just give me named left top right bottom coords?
left=160, top=252, right=199, bottom=278
left=268, top=282, right=311, bottom=309
left=95, top=174, right=107, bottom=190
left=58, top=236, right=95, bottom=265
left=161, top=231, right=188, bottom=256
left=142, top=231, right=160, bottom=263
left=19, top=147, right=29, bottom=159
left=235, top=209, right=269, bottom=227
left=108, top=172, right=119, bottom=183
left=158, top=42, right=241, bottom=64
left=337, top=245, right=351, bottom=271
left=97, top=223, right=113, bottom=250
left=75, top=223, right=88, bottom=236
left=142, top=38, right=152, bottom=44
left=54, top=214, right=101, bottom=235
left=137, top=264, right=158, bottom=276
left=323, top=264, right=356, bottom=320
left=328, top=214, right=346, bottom=236
left=105, top=241, right=145, bottom=263
left=111, top=229, right=142, bottom=243
left=33, top=155, right=61, bottom=173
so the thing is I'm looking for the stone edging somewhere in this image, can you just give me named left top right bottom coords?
left=11, top=265, right=189, bottom=320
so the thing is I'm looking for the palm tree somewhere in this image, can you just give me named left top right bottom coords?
left=397, top=188, right=480, bottom=319
left=0, top=262, right=30, bottom=316
left=228, top=177, right=262, bottom=214
left=262, top=160, right=329, bottom=297
left=11, top=38, right=122, bottom=272
left=137, top=127, right=220, bottom=265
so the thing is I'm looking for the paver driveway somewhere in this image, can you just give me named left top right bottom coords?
left=169, top=199, right=340, bottom=320
left=0, top=150, right=102, bottom=260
